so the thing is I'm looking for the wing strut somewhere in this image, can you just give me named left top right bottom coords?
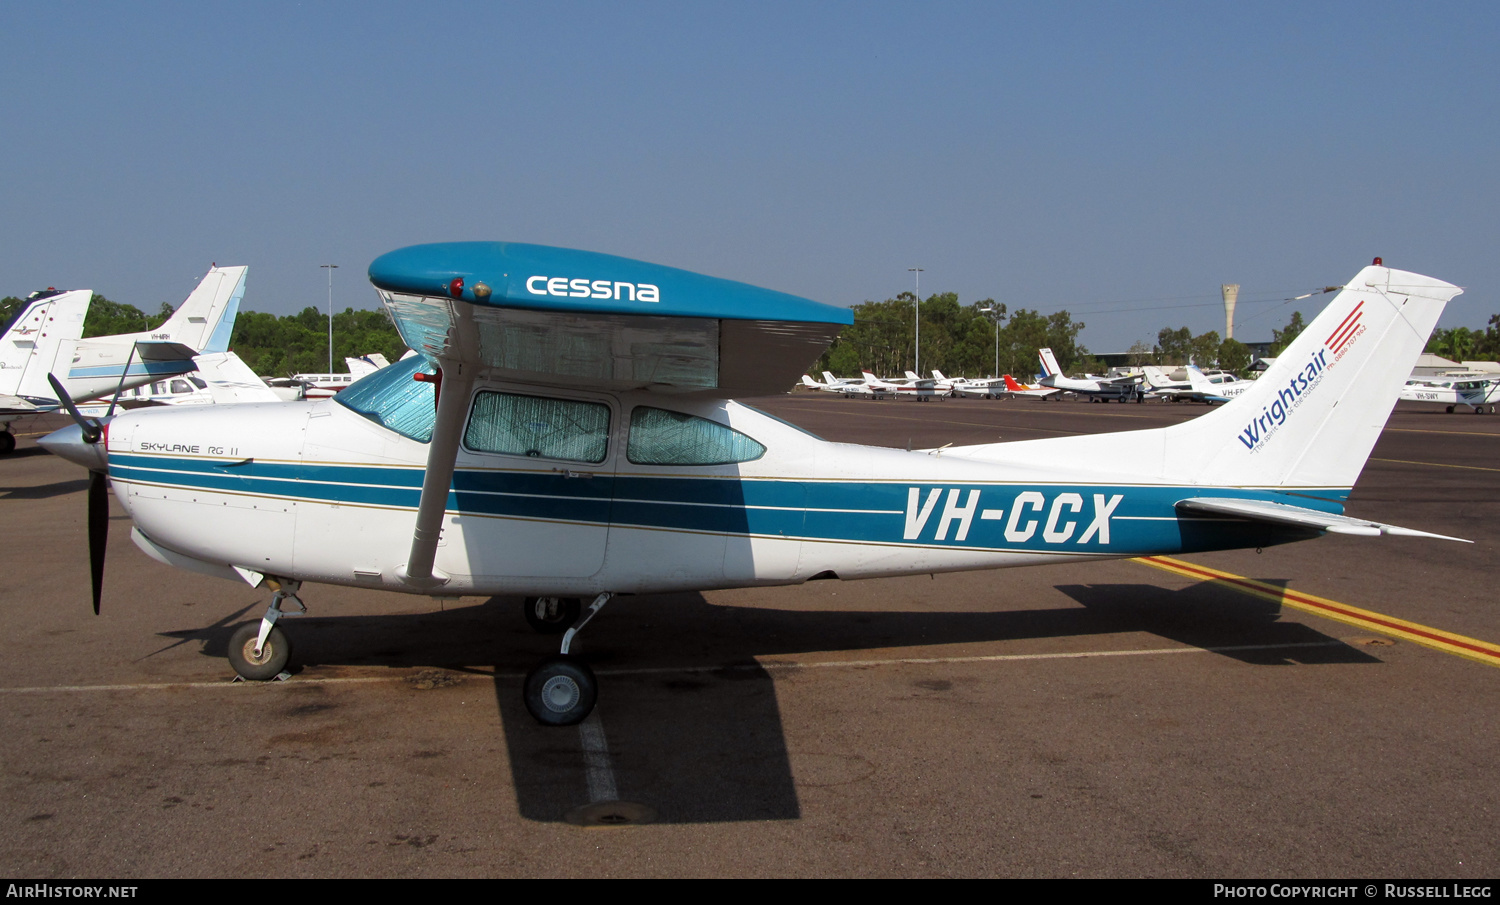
left=399, top=357, right=475, bottom=587
left=398, top=300, right=482, bottom=588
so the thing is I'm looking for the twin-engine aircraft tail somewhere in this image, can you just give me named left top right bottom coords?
left=150, top=265, right=247, bottom=354
left=1164, top=262, right=1460, bottom=490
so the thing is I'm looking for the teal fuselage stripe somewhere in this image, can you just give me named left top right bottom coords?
left=107, top=453, right=1343, bottom=555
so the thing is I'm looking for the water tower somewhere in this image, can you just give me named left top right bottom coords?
left=1222, top=283, right=1239, bottom=340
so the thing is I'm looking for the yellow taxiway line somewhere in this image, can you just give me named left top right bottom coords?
left=1134, top=555, right=1500, bottom=668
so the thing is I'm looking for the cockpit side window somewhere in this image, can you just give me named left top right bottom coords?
left=464, top=392, right=610, bottom=463
left=627, top=407, right=766, bottom=466
left=334, top=355, right=436, bottom=442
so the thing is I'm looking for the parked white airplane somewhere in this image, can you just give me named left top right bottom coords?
left=268, top=354, right=397, bottom=400
left=1037, top=348, right=1144, bottom=402
left=60, top=265, right=248, bottom=405
left=42, top=247, right=1465, bottom=729
left=0, top=289, right=92, bottom=453
left=1148, top=366, right=1257, bottom=404
left=931, top=370, right=1005, bottom=397
left=863, top=370, right=944, bottom=401
left=807, top=372, right=888, bottom=398
left=1142, top=365, right=1190, bottom=394
left=1398, top=375, right=1500, bottom=413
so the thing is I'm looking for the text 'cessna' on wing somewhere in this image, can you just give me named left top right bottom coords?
left=525, top=276, right=661, bottom=302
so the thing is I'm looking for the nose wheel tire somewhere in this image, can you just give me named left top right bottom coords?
left=523, top=596, right=582, bottom=634
left=228, top=623, right=292, bottom=680
left=524, top=655, right=597, bottom=726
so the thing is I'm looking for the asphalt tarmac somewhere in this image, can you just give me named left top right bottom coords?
left=1, top=396, right=1495, bottom=878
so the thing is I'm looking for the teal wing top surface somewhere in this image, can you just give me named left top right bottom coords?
left=368, top=242, right=851, bottom=396
left=369, top=242, right=851, bottom=325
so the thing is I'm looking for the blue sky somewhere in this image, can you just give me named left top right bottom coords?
left=3, top=1, right=1496, bottom=351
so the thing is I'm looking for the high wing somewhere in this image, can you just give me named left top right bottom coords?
left=369, top=242, right=850, bottom=397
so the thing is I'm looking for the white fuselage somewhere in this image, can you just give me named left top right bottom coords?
left=106, top=382, right=1316, bottom=601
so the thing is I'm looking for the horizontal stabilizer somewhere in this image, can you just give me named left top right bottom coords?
left=133, top=341, right=199, bottom=361
left=0, top=394, right=42, bottom=415
left=1176, top=497, right=1470, bottom=543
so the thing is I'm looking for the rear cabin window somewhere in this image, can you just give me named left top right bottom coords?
left=464, top=392, right=610, bottom=463
left=627, top=407, right=766, bottom=466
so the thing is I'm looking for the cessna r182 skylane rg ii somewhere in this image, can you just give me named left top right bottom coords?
left=42, top=245, right=1467, bottom=727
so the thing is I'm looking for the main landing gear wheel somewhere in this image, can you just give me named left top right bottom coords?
left=1447, top=405, right=1456, bottom=413
left=524, top=655, right=597, bottom=726
left=523, top=596, right=582, bottom=633
left=0, top=431, right=14, bottom=455
left=228, top=623, right=292, bottom=681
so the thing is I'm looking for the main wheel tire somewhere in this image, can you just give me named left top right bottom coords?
left=1447, top=405, right=1455, bottom=413
left=524, top=655, right=598, bottom=726
left=228, top=623, right=292, bottom=681
left=0, top=431, right=14, bottom=455
left=523, top=596, right=582, bottom=634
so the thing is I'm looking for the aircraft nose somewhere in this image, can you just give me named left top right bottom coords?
left=39, top=422, right=109, bottom=472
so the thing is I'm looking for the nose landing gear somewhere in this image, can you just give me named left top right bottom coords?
left=523, top=591, right=612, bottom=726
left=229, top=581, right=305, bottom=681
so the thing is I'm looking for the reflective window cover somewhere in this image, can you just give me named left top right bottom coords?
left=627, top=406, right=765, bottom=466
left=334, top=355, right=436, bottom=442
left=464, top=392, right=610, bottom=463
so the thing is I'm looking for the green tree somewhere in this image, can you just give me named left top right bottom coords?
left=82, top=295, right=172, bottom=337
left=1269, top=311, right=1306, bottom=357
left=1426, top=326, right=1477, bottom=363
left=1217, top=338, right=1251, bottom=376
left=1154, top=326, right=1193, bottom=364
left=0, top=296, right=24, bottom=332
left=226, top=306, right=406, bottom=376
left=1475, top=314, right=1500, bottom=360
left=1189, top=330, right=1221, bottom=368
left=1126, top=340, right=1154, bottom=367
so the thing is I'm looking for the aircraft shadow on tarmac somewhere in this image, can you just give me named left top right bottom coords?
left=0, top=476, right=91, bottom=500
left=154, top=579, right=1377, bottom=824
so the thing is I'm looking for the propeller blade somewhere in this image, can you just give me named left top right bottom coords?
left=46, top=374, right=101, bottom=444
left=88, top=470, right=108, bottom=615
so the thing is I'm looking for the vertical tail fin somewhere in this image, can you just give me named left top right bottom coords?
left=153, top=266, right=248, bottom=353
left=1166, top=264, right=1461, bottom=490
left=1038, top=348, right=1062, bottom=377
left=1, top=290, right=92, bottom=400
left=1185, top=365, right=1213, bottom=393
left=822, top=371, right=838, bottom=385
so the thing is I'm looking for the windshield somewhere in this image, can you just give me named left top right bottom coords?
left=334, top=355, right=436, bottom=442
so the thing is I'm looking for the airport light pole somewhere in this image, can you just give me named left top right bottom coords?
left=321, top=264, right=338, bottom=375
left=908, top=267, right=923, bottom=375
left=979, top=305, right=1000, bottom=378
